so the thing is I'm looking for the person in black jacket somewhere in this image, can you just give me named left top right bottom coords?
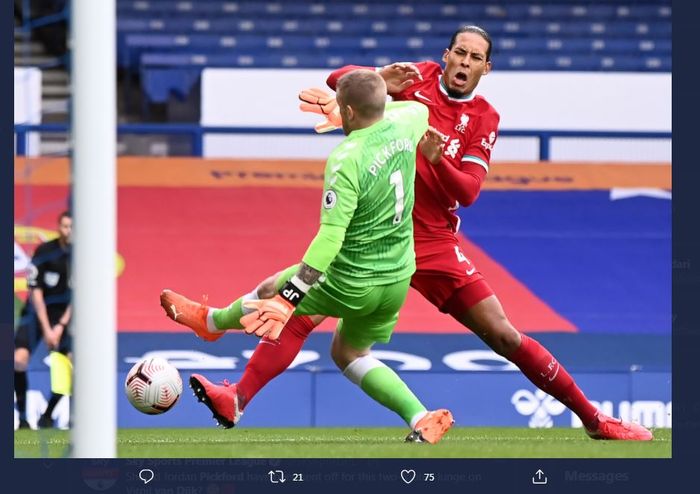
left=15, top=211, right=72, bottom=429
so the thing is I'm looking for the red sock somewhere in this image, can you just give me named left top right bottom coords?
left=237, top=315, right=316, bottom=409
left=509, top=333, right=599, bottom=427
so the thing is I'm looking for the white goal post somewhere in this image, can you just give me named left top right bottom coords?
left=70, top=0, right=117, bottom=458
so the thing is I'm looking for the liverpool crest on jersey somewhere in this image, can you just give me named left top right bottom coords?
left=455, top=114, right=470, bottom=134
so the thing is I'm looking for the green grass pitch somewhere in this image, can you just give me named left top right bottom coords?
left=15, top=427, right=671, bottom=458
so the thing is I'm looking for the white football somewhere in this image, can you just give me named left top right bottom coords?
left=125, top=357, right=183, bottom=414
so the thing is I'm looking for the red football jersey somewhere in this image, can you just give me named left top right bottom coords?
left=392, top=61, right=500, bottom=239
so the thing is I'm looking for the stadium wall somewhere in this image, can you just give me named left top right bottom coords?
left=14, top=67, right=41, bottom=156
left=16, top=333, right=671, bottom=430
left=200, top=69, right=671, bottom=162
left=14, top=157, right=671, bottom=335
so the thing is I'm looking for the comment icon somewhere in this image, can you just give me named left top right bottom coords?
left=139, top=469, right=155, bottom=484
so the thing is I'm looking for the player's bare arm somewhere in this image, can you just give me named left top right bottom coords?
left=54, top=304, right=72, bottom=339
left=419, top=126, right=447, bottom=164
left=378, top=62, right=422, bottom=93
left=255, top=270, right=286, bottom=299
left=296, top=262, right=323, bottom=286
left=30, top=287, right=59, bottom=349
left=251, top=264, right=321, bottom=301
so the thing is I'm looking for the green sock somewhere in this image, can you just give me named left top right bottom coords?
left=213, top=265, right=296, bottom=331
left=212, top=298, right=245, bottom=330
left=357, top=365, right=426, bottom=426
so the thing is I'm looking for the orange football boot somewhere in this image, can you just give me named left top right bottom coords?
left=160, top=289, right=223, bottom=342
left=405, top=409, right=454, bottom=444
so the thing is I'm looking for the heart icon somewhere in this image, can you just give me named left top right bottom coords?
left=400, top=469, right=416, bottom=484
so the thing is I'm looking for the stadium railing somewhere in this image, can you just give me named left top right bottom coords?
left=14, top=123, right=671, bottom=161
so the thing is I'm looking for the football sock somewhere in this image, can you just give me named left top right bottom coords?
left=509, top=334, right=598, bottom=427
left=343, top=355, right=426, bottom=426
left=211, top=288, right=261, bottom=331
left=42, top=393, right=63, bottom=418
left=237, top=315, right=316, bottom=409
left=15, top=371, right=28, bottom=420
left=211, top=297, right=245, bottom=330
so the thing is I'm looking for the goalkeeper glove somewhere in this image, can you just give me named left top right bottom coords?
left=240, top=295, right=295, bottom=341
left=299, top=87, right=342, bottom=133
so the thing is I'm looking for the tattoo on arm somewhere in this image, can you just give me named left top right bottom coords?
left=297, top=263, right=323, bottom=286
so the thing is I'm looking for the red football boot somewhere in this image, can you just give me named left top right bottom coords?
left=189, top=374, right=243, bottom=428
left=585, top=412, right=653, bottom=441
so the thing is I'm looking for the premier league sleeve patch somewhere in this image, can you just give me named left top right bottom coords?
left=323, top=189, right=337, bottom=209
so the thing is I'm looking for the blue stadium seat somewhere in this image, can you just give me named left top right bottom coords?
left=117, top=1, right=237, bottom=16
left=119, top=0, right=671, bottom=104
left=502, top=52, right=670, bottom=71
left=495, top=37, right=548, bottom=53
left=532, top=5, right=615, bottom=20
left=123, top=34, right=336, bottom=69
left=141, top=67, right=202, bottom=103
left=118, top=1, right=672, bottom=22
left=619, top=4, right=672, bottom=19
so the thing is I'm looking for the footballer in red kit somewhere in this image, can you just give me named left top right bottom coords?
left=326, top=56, right=499, bottom=313
left=163, top=26, right=653, bottom=441
left=394, top=61, right=499, bottom=238
left=386, top=59, right=500, bottom=313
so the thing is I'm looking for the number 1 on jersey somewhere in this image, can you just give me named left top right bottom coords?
left=389, top=170, right=405, bottom=225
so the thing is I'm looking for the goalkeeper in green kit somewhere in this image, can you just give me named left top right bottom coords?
left=160, top=70, right=454, bottom=444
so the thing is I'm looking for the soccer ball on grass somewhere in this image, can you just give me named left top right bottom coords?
left=125, top=357, right=182, bottom=414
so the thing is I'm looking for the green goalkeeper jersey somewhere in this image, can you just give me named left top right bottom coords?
left=315, top=100, right=429, bottom=288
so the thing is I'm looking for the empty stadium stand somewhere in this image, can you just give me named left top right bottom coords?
left=113, top=0, right=672, bottom=104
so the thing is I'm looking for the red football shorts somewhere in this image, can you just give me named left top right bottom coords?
left=410, top=237, right=494, bottom=314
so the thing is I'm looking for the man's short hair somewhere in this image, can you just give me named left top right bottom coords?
left=448, top=25, right=493, bottom=61
left=336, top=70, right=387, bottom=120
left=58, top=210, right=71, bottom=223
